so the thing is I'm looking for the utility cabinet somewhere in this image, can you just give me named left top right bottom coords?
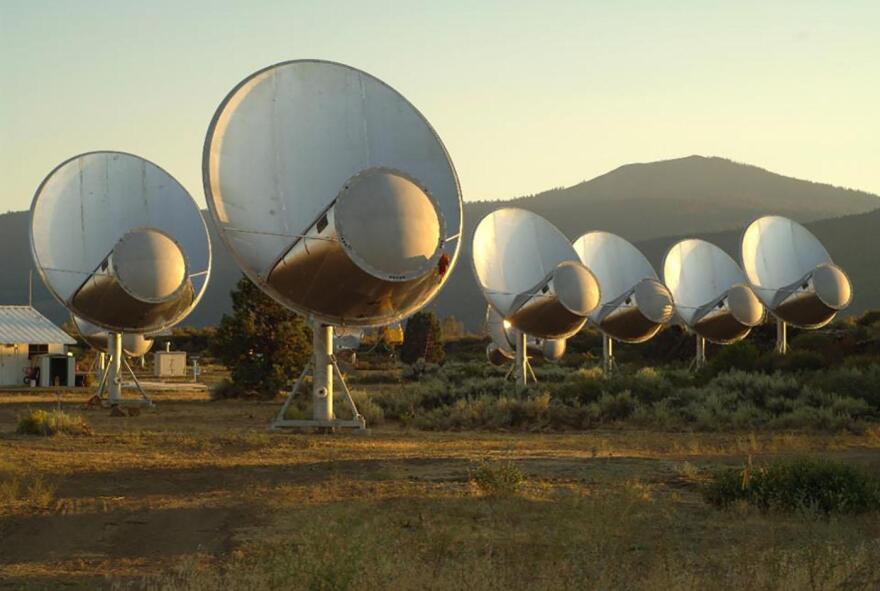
left=154, top=351, right=187, bottom=378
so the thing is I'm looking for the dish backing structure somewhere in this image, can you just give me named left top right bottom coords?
left=203, top=60, right=463, bottom=430
left=741, top=216, right=852, bottom=353
left=472, top=208, right=600, bottom=385
left=573, top=231, right=674, bottom=374
left=30, top=151, right=211, bottom=406
left=663, top=239, right=764, bottom=367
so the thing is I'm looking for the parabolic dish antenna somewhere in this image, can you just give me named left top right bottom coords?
left=573, top=231, right=673, bottom=373
left=204, top=59, right=462, bottom=328
left=663, top=239, right=764, bottom=367
left=485, top=306, right=566, bottom=368
left=203, top=60, right=463, bottom=430
left=73, top=314, right=155, bottom=404
left=31, top=152, right=211, bottom=334
left=472, top=208, right=600, bottom=341
left=31, top=151, right=211, bottom=407
left=74, top=315, right=155, bottom=358
left=741, top=216, right=851, bottom=331
left=573, top=231, right=674, bottom=343
left=473, top=208, right=596, bottom=385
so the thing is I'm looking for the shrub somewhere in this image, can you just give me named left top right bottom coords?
left=706, top=341, right=762, bottom=375
left=589, top=390, right=636, bottom=422
left=401, top=358, right=441, bottom=381
left=210, top=275, right=312, bottom=398
left=415, top=392, right=551, bottom=430
left=703, top=459, right=880, bottom=514
left=551, top=367, right=605, bottom=405
left=348, top=369, right=402, bottom=385
left=16, top=409, right=92, bottom=436
left=469, top=459, right=524, bottom=496
left=347, top=390, right=385, bottom=426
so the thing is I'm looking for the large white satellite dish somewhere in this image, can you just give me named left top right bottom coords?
left=485, top=307, right=566, bottom=372
left=74, top=315, right=154, bottom=358
left=573, top=231, right=674, bottom=374
left=204, top=60, right=463, bottom=430
left=73, top=314, right=155, bottom=403
left=741, top=215, right=852, bottom=353
left=663, top=239, right=764, bottom=367
left=31, top=151, right=211, bottom=406
left=473, top=208, right=598, bottom=384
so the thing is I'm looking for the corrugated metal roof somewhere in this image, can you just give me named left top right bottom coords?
left=0, top=306, right=76, bottom=345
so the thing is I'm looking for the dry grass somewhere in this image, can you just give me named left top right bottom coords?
left=0, top=391, right=878, bottom=590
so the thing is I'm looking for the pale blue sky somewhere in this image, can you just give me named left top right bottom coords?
left=2, top=0, right=878, bottom=211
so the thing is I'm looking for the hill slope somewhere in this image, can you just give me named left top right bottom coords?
left=3, top=156, right=878, bottom=330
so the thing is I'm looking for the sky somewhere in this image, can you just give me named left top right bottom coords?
left=1, top=0, right=878, bottom=212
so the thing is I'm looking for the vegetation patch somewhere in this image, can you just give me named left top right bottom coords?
left=469, top=459, right=525, bottom=496
left=703, top=458, right=880, bottom=514
left=16, top=409, right=93, bottom=437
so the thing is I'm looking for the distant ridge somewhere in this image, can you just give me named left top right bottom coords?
left=3, top=156, right=878, bottom=330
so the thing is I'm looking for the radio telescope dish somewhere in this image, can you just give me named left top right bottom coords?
left=73, top=315, right=154, bottom=358
left=741, top=216, right=851, bottom=331
left=31, top=152, right=211, bottom=334
left=472, top=208, right=600, bottom=341
left=573, top=231, right=673, bottom=374
left=204, top=60, right=462, bottom=430
left=31, top=151, right=211, bottom=408
left=664, top=239, right=764, bottom=345
left=484, top=306, right=566, bottom=367
left=204, top=60, right=461, bottom=328
left=573, top=232, right=673, bottom=343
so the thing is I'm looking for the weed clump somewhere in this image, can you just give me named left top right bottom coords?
left=16, top=409, right=92, bottom=436
left=470, top=459, right=524, bottom=496
left=703, top=458, right=880, bottom=514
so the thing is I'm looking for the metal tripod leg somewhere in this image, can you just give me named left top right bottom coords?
left=95, top=362, right=111, bottom=399
left=272, top=361, right=312, bottom=425
left=331, top=355, right=365, bottom=429
left=123, top=356, right=153, bottom=407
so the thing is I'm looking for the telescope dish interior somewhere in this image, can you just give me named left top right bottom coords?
left=472, top=208, right=583, bottom=318
left=203, top=60, right=462, bottom=327
left=741, top=216, right=831, bottom=308
left=664, top=239, right=749, bottom=326
left=30, top=152, right=211, bottom=333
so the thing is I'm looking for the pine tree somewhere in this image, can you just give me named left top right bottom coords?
left=400, top=311, right=445, bottom=365
left=210, top=276, right=312, bottom=398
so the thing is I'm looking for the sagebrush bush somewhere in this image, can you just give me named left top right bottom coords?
left=340, top=359, right=880, bottom=432
left=469, top=459, right=524, bottom=496
left=703, top=459, right=880, bottom=514
left=347, top=390, right=385, bottom=425
left=348, top=369, right=402, bottom=385
left=16, top=409, right=92, bottom=436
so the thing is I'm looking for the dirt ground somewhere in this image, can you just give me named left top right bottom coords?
left=1, top=389, right=879, bottom=590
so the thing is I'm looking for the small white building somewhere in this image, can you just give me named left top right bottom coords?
left=0, top=306, right=76, bottom=387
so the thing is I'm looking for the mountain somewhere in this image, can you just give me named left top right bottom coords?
left=3, top=156, right=878, bottom=330
left=427, top=156, right=880, bottom=329
left=633, top=208, right=880, bottom=319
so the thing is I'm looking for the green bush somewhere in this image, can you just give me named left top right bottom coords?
left=415, top=392, right=551, bottom=430
left=469, top=459, right=524, bottom=496
left=703, top=459, right=880, bottom=514
left=16, top=409, right=92, bottom=436
left=348, top=390, right=385, bottom=426
left=705, top=341, right=762, bottom=375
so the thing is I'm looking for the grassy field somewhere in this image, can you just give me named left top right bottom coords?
left=1, top=387, right=879, bottom=590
